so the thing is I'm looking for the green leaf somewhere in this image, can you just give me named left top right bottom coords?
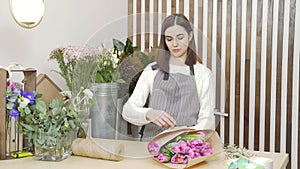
left=69, top=120, right=75, bottom=128
left=24, top=107, right=31, bottom=115
left=95, top=73, right=105, bottom=83
left=36, top=101, right=47, bottom=113
left=20, top=123, right=35, bottom=131
left=34, top=91, right=43, bottom=100
left=6, top=102, right=15, bottom=109
left=113, top=38, right=125, bottom=52
left=49, top=99, right=60, bottom=109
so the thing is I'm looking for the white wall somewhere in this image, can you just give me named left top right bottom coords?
left=0, top=0, right=128, bottom=89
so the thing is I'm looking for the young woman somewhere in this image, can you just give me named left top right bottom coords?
left=122, top=14, right=215, bottom=141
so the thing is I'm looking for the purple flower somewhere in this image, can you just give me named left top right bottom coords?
left=148, top=141, right=160, bottom=156
left=171, top=153, right=189, bottom=164
left=155, top=153, right=169, bottom=163
left=10, top=109, right=19, bottom=119
left=12, top=87, right=20, bottom=95
left=21, top=90, right=35, bottom=104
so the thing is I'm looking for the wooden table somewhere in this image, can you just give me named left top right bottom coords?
left=0, top=139, right=289, bottom=169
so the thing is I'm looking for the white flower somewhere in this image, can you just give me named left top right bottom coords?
left=60, top=91, right=72, bottom=98
left=111, top=52, right=119, bottom=66
left=83, top=89, right=93, bottom=99
left=19, top=97, right=30, bottom=108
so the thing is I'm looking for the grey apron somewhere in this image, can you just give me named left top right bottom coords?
left=141, top=65, right=200, bottom=141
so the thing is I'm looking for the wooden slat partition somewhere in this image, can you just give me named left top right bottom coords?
left=0, top=69, right=8, bottom=159
left=128, top=1, right=299, bottom=168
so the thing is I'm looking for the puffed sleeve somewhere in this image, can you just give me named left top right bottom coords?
left=121, top=63, right=156, bottom=126
left=192, top=64, right=215, bottom=130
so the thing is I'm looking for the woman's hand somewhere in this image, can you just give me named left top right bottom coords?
left=146, top=109, right=176, bottom=127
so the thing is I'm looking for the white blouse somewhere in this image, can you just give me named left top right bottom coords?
left=122, top=62, right=215, bottom=130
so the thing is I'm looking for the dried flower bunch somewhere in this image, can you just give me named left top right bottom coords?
left=49, top=45, right=101, bottom=91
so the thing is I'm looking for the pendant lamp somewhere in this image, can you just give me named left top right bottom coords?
left=10, top=0, right=45, bottom=29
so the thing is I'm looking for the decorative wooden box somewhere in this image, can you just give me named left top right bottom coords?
left=0, top=68, right=36, bottom=160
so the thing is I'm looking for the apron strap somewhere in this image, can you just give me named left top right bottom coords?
left=152, top=63, right=170, bottom=80
left=139, top=125, right=146, bottom=141
left=151, top=64, right=158, bottom=70
left=189, top=65, right=195, bottom=76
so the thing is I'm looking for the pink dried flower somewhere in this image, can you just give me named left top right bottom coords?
left=48, top=45, right=101, bottom=91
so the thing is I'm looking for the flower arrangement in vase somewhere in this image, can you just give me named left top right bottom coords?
left=6, top=80, right=94, bottom=161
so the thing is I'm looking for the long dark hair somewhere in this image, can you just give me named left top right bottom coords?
left=157, top=14, right=198, bottom=73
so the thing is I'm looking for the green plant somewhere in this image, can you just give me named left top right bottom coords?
left=95, top=51, right=124, bottom=83
left=112, top=38, right=152, bottom=66
left=6, top=81, right=94, bottom=150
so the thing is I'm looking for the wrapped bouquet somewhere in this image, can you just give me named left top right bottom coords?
left=147, top=128, right=222, bottom=168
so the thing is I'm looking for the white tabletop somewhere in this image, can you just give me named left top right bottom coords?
left=0, top=139, right=289, bottom=169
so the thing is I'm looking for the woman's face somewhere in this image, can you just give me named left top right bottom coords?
left=164, top=25, right=192, bottom=60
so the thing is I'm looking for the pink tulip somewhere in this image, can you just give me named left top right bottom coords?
left=172, top=140, right=189, bottom=154
left=171, top=153, right=189, bottom=164
left=196, top=131, right=206, bottom=139
left=156, top=153, right=169, bottom=163
left=148, top=141, right=160, bottom=156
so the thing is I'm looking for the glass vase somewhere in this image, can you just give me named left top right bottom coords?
left=34, top=130, right=76, bottom=161
left=6, top=117, right=21, bottom=157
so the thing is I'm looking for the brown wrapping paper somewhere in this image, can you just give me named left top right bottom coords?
left=71, top=137, right=124, bottom=161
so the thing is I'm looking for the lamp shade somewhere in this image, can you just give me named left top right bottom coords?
left=10, top=0, right=45, bottom=29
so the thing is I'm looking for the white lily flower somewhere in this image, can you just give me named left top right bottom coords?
left=83, top=89, right=93, bottom=99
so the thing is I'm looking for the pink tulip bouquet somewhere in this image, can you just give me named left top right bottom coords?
left=148, top=131, right=212, bottom=164
left=147, top=128, right=222, bottom=168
